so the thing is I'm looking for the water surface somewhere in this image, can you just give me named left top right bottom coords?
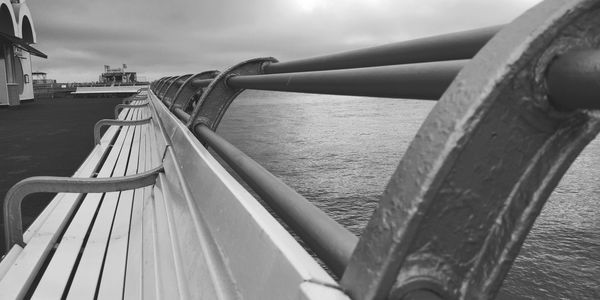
left=218, top=90, right=600, bottom=299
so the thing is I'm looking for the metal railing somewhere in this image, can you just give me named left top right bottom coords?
left=149, top=1, right=600, bottom=299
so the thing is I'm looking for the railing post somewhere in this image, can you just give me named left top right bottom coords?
left=158, top=76, right=178, bottom=100
left=162, top=74, right=192, bottom=106
left=169, top=70, right=220, bottom=112
left=151, top=77, right=165, bottom=94
left=186, top=57, right=277, bottom=131
left=155, top=76, right=173, bottom=98
left=340, top=1, right=600, bottom=299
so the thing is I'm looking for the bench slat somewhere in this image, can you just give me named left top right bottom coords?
left=148, top=182, right=181, bottom=299
left=98, top=119, right=144, bottom=299
left=123, top=123, right=148, bottom=300
left=145, top=100, right=190, bottom=299
left=30, top=108, right=142, bottom=299
left=0, top=194, right=83, bottom=299
left=141, top=124, right=158, bottom=299
left=0, top=245, right=22, bottom=281
left=150, top=91, right=342, bottom=297
left=141, top=189, right=157, bottom=299
left=0, top=108, right=138, bottom=300
left=66, top=114, right=139, bottom=299
left=23, top=105, right=134, bottom=243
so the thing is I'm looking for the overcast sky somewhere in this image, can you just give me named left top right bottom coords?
left=27, top=0, right=541, bottom=82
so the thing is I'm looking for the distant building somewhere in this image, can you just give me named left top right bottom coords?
left=31, top=71, right=59, bottom=98
left=100, top=64, right=138, bottom=84
left=0, top=0, right=46, bottom=105
left=32, top=71, right=55, bottom=85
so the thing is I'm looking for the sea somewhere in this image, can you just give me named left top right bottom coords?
left=217, top=90, right=600, bottom=299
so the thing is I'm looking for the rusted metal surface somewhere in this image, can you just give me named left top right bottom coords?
left=263, top=25, right=501, bottom=74
left=228, top=60, right=465, bottom=100
left=162, top=74, right=192, bottom=106
left=114, top=103, right=148, bottom=118
left=93, top=117, right=152, bottom=144
left=340, top=1, right=600, bottom=299
left=186, top=57, right=277, bottom=130
left=3, top=166, right=164, bottom=250
left=169, top=70, right=219, bottom=112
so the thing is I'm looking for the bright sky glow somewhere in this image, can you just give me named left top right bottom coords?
left=26, top=0, right=542, bottom=82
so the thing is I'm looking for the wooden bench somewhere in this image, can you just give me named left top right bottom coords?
left=0, top=92, right=154, bottom=299
left=0, top=89, right=345, bottom=299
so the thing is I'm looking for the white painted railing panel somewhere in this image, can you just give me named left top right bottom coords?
left=148, top=91, right=347, bottom=299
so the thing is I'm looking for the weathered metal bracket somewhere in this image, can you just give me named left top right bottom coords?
left=150, top=79, right=159, bottom=90
left=3, top=165, right=164, bottom=250
left=162, top=74, right=192, bottom=106
left=155, top=77, right=169, bottom=93
left=158, top=76, right=178, bottom=100
left=340, top=1, right=600, bottom=299
left=152, top=77, right=170, bottom=98
left=94, top=117, right=152, bottom=145
left=150, top=78, right=162, bottom=92
left=186, top=57, right=277, bottom=131
left=114, top=103, right=149, bottom=118
left=169, top=70, right=220, bottom=112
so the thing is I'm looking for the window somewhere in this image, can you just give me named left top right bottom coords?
left=24, top=74, right=29, bottom=83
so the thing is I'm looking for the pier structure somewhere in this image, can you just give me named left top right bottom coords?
left=1, top=0, right=599, bottom=299
left=0, top=0, right=45, bottom=106
left=100, top=64, right=138, bottom=85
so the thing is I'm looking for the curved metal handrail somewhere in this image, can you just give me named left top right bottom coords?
left=114, top=103, right=149, bottom=118
left=3, top=166, right=164, bottom=250
left=93, top=117, right=152, bottom=145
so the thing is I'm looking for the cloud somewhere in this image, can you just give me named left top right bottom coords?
left=26, top=0, right=541, bottom=82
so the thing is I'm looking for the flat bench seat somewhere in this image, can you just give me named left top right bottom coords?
left=0, top=94, right=155, bottom=299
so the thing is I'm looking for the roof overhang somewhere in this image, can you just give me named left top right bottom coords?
left=0, top=31, right=46, bottom=58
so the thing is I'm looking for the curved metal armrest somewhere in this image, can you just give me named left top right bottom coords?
left=3, top=166, right=164, bottom=251
left=122, top=97, right=147, bottom=105
left=114, top=103, right=149, bottom=118
left=94, top=117, right=152, bottom=145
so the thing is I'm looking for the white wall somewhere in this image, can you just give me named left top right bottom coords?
left=18, top=51, right=33, bottom=100
left=0, top=58, right=8, bottom=105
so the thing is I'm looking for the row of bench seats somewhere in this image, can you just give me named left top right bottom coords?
left=0, top=92, right=161, bottom=299
left=0, top=90, right=346, bottom=299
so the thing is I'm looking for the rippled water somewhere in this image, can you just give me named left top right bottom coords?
left=217, top=90, right=600, bottom=299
